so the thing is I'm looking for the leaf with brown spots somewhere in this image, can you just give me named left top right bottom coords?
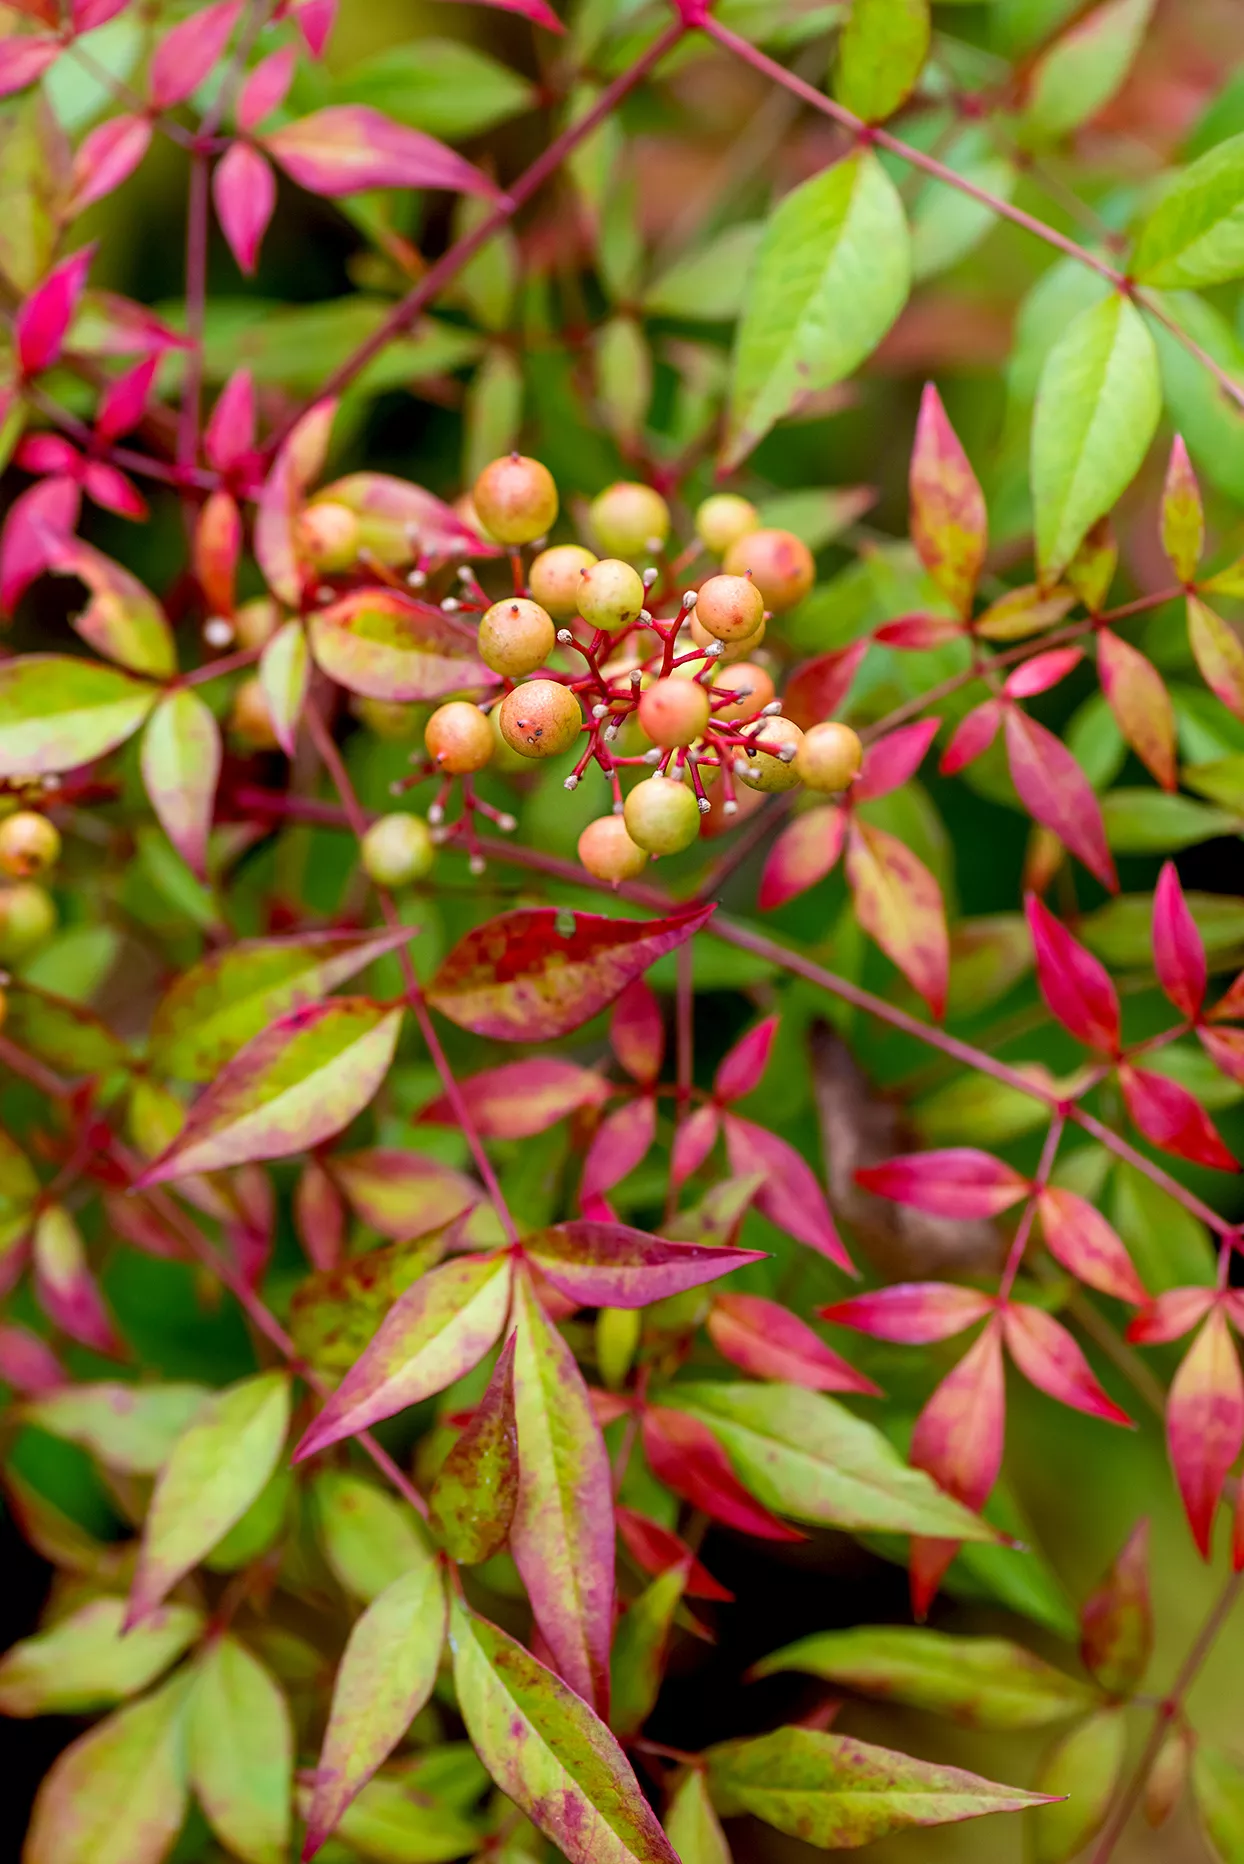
left=430, top=1332, right=519, bottom=1564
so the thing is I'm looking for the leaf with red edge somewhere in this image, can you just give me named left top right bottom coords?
left=95, top=355, right=158, bottom=444
left=759, top=805, right=847, bottom=912
left=874, top=615, right=964, bottom=650
left=429, top=1333, right=518, bottom=1567
left=1003, top=647, right=1084, bottom=699
left=1126, top=1286, right=1216, bottom=1346
left=0, top=477, right=80, bottom=614
left=1096, top=626, right=1177, bottom=792
left=523, top=1220, right=762, bottom=1309
left=1153, top=860, right=1206, bottom=1020
left=46, top=536, right=174, bottom=678
left=442, top=0, right=565, bottom=31
left=16, top=247, right=94, bottom=376
left=317, top=471, right=494, bottom=566
left=1025, top=893, right=1120, bottom=1052
left=213, top=142, right=276, bottom=277
left=1006, top=707, right=1116, bottom=890
left=1161, top=436, right=1203, bottom=584
left=708, top=1293, right=880, bottom=1395
left=855, top=1148, right=1029, bottom=1220
left=846, top=819, right=949, bottom=1018
left=821, top=1283, right=995, bottom=1344
left=1080, top=1520, right=1152, bottom=1697
left=909, top=383, right=986, bottom=617
left=615, top=1507, right=733, bottom=1602
left=308, top=588, right=496, bottom=703
left=715, top=1014, right=779, bottom=1103
left=422, top=1058, right=608, bottom=1139
left=724, top=1113, right=853, bottom=1272
left=672, top=1103, right=720, bottom=1187
left=782, top=640, right=869, bottom=731
left=148, top=0, right=242, bottom=107
left=324, top=1148, right=479, bottom=1239
left=264, top=105, right=497, bottom=199
left=1118, top=1063, right=1238, bottom=1172
left=641, top=1405, right=802, bottom=1542
left=237, top=44, right=296, bottom=131
left=581, top=1098, right=656, bottom=1201
left=0, top=1322, right=64, bottom=1396
left=140, top=690, right=220, bottom=880
left=0, top=36, right=59, bottom=99
left=68, top=115, right=151, bottom=216
left=32, top=1207, right=120, bottom=1357
left=1209, top=968, right=1244, bottom=1022
left=205, top=369, right=256, bottom=476
left=1036, top=1187, right=1146, bottom=1303
left=1166, top=1307, right=1244, bottom=1558
left=1188, top=595, right=1244, bottom=722
left=427, top=904, right=714, bottom=1043
left=609, top=980, right=663, bottom=1083
left=259, top=617, right=308, bottom=756
left=853, top=719, right=940, bottom=802
left=1198, top=1025, right=1244, bottom=1088
left=908, top=1323, right=1005, bottom=1614
left=1001, top=1304, right=1132, bottom=1426
left=940, top=699, right=1001, bottom=776
left=74, top=0, right=131, bottom=30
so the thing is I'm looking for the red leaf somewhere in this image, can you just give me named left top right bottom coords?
left=1036, top=1187, right=1146, bottom=1304
left=758, top=804, right=846, bottom=912
left=609, top=979, right=663, bottom=1084
left=1096, top=627, right=1177, bottom=792
left=213, top=142, right=276, bottom=276
left=148, top=0, right=242, bottom=107
left=0, top=35, right=59, bottom=99
left=237, top=43, right=296, bottom=130
left=68, top=114, right=151, bottom=215
left=1025, top=893, right=1120, bottom=1053
left=15, top=247, right=94, bottom=376
left=615, top=1506, right=733, bottom=1601
left=1187, top=595, right=1244, bottom=723
left=909, top=383, right=986, bottom=617
left=263, top=105, right=498, bottom=199
left=782, top=640, right=868, bottom=731
left=0, top=1322, right=65, bottom=1396
left=0, top=477, right=80, bottom=613
left=1209, top=970, right=1244, bottom=1023
left=1161, top=435, right=1204, bottom=583
left=580, top=1098, right=656, bottom=1201
left=708, top=1293, right=880, bottom=1395
left=853, top=718, right=940, bottom=801
left=911, top=1321, right=1005, bottom=1509
left=1003, top=646, right=1084, bottom=699
left=715, top=1014, right=779, bottom=1103
left=724, top=1113, right=854, bottom=1273
left=874, top=614, right=964, bottom=650
left=1001, top=1304, right=1132, bottom=1426
left=523, top=1220, right=763, bottom=1309
left=294, top=1159, right=344, bottom=1272
left=421, top=1059, right=608, bottom=1139
left=1152, top=861, right=1206, bottom=1020
left=205, top=368, right=257, bottom=475
left=821, top=1282, right=995, bottom=1344
left=95, top=354, right=158, bottom=444
left=671, top=1103, right=720, bottom=1186
left=193, top=490, right=241, bottom=616
left=845, top=819, right=948, bottom=1018
left=16, top=434, right=79, bottom=475
left=939, top=699, right=1001, bottom=775
left=1006, top=707, right=1117, bottom=891
left=1126, top=1287, right=1215, bottom=1346
left=1118, top=1063, right=1238, bottom=1172
left=1198, top=1025, right=1244, bottom=1088
left=1166, top=1308, right=1244, bottom=1557
left=82, top=460, right=145, bottom=520
left=855, top=1148, right=1029, bottom=1220
left=32, top=1209, right=122, bottom=1357
left=641, top=1406, right=803, bottom=1541
left=427, top=904, right=715, bottom=1043
left=439, top=0, right=565, bottom=32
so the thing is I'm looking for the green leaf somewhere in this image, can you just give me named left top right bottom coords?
left=0, top=655, right=158, bottom=776
left=49, top=538, right=177, bottom=679
left=915, top=1070, right=1052, bottom=1146
left=334, top=40, right=537, bottom=142
left=1031, top=1709, right=1127, bottom=1863
left=291, top=1235, right=446, bottom=1374
left=188, top=1635, right=292, bottom=1864
left=1080, top=889, right=1244, bottom=965
left=610, top=1564, right=687, bottom=1737
left=327, top=1772, right=482, bottom=1863
left=258, top=619, right=309, bottom=758
left=834, top=0, right=930, bottom=123
left=1134, top=131, right=1244, bottom=287
left=430, top=1333, right=518, bottom=1564
left=643, top=224, right=763, bottom=321
left=331, top=1149, right=481, bottom=1240
left=1021, top=0, right=1152, bottom=142
left=1101, top=787, right=1240, bottom=852
left=751, top=1627, right=1095, bottom=1728
left=0, top=1597, right=202, bottom=1716
left=671, top=1382, right=998, bottom=1540
left=1195, top=1744, right=1244, bottom=1862
left=449, top=1596, right=679, bottom=1864
left=306, top=1561, right=447, bottom=1855
left=1031, top=292, right=1162, bottom=578
left=911, top=131, right=1016, bottom=281
left=314, top=1469, right=432, bottom=1604
left=723, top=152, right=909, bottom=467
left=141, top=688, right=221, bottom=881
left=128, top=1371, right=291, bottom=1624
left=20, top=1381, right=209, bottom=1474
left=704, top=1725, right=1050, bottom=1846
left=664, top=1769, right=733, bottom=1864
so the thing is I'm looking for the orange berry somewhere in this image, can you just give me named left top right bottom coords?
left=638, top=677, right=710, bottom=749
left=472, top=454, right=558, bottom=546
left=529, top=544, right=597, bottom=619
left=425, top=702, right=494, bottom=774
left=734, top=715, right=804, bottom=792
left=710, top=661, right=775, bottom=724
left=578, top=814, right=649, bottom=882
left=578, top=559, right=646, bottom=633
left=694, top=573, right=765, bottom=642
left=589, top=482, right=671, bottom=558
left=623, top=775, right=701, bottom=855
left=0, top=812, right=60, bottom=879
left=232, top=597, right=280, bottom=650
left=796, top=721, right=863, bottom=793
left=695, top=493, right=758, bottom=555
left=498, top=680, right=582, bottom=759
left=689, top=612, right=765, bottom=663
left=230, top=677, right=280, bottom=750
left=478, top=598, right=555, bottom=679
left=296, top=501, right=359, bottom=572
left=723, top=528, right=814, bottom=612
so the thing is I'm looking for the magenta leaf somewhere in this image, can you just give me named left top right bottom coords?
left=263, top=106, right=498, bottom=200
left=440, top=0, right=565, bottom=32
left=1118, top=1064, right=1238, bottom=1172
left=148, top=0, right=243, bottom=108
left=875, top=614, right=964, bottom=650
left=32, top=1207, right=121, bottom=1357
left=0, top=477, right=81, bottom=614
left=523, top=1220, right=762, bottom=1308
left=213, top=142, right=277, bottom=277
left=615, top=1506, right=733, bottom=1601
left=853, top=718, right=940, bottom=802
left=610, top=979, right=664, bottom=1083
left=95, top=355, right=159, bottom=443
left=940, top=699, right=1001, bottom=775
left=642, top=1405, right=803, bottom=1542
left=1035, top=1187, right=1146, bottom=1304
left=205, top=368, right=257, bottom=475
left=1005, top=706, right=1117, bottom=891
left=1002, top=647, right=1084, bottom=699
left=708, top=1293, right=881, bottom=1395
left=725, top=1113, right=854, bottom=1273
left=671, top=1103, right=720, bottom=1186
left=16, top=247, right=95, bottom=376
left=0, top=1321, right=65, bottom=1396
left=1152, top=860, right=1206, bottom=1021
left=0, top=35, right=59, bottom=100
left=1025, top=893, right=1120, bottom=1053
left=782, top=639, right=869, bottom=731
left=1126, top=1287, right=1216, bottom=1346
left=855, top=1148, right=1029, bottom=1219
left=821, top=1283, right=995, bottom=1345
left=421, top=1058, right=608, bottom=1139
left=1001, top=1304, right=1132, bottom=1426
left=237, top=43, right=296, bottom=131
left=759, top=804, right=847, bottom=912
left=68, top=115, right=152, bottom=216
left=715, top=1013, right=780, bottom=1103
left=580, top=1097, right=657, bottom=1200
left=909, top=1322, right=1006, bottom=1612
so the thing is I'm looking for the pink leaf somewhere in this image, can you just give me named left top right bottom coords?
left=439, top=0, right=565, bottom=32
left=523, top=1220, right=763, bottom=1309
left=940, top=699, right=1001, bottom=775
left=327, top=1149, right=479, bottom=1239
left=874, top=614, right=964, bottom=650
left=148, top=0, right=243, bottom=108
left=32, top=1207, right=122, bottom=1357
left=1152, top=861, right=1205, bottom=1021
left=853, top=718, right=940, bottom=801
left=580, top=1098, right=656, bottom=1201
left=1126, top=1287, right=1215, bottom=1346
left=715, top=1014, right=779, bottom=1103
left=263, top=105, right=498, bottom=199
left=708, top=1293, right=880, bottom=1395
left=821, top=1282, right=995, bottom=1345
left=141, top=689, right=221, bottom=880
left=1166, top=1308, right=1244, bottom=1557
left=81, top=460, right=146, bottom=519
left=95, top=354, right=158, bottom=443
left=1118, top=1064, right=1238, bottom=1172
left=15, top=247, right=95, bottom=376
left=1036, top=1187, right=1146, bottom=1304
left=855, top=1147, right=1029, bottom=1220
left=609, top=979, right=663, bottom=1084
left=213, top=141, right=276, bottom=276
left=724, top=1113, right=854, bottom=1273
left=1003, top=646, right=1084, bottom=699
left=912, top=1321, right=1005, bottom=1509
left=16, top=434, right=80, bottom=475
left=421, top=1059, right=608, bottom=1139
left=908, top=382, right=986, bottom=618
left=0, top=1321, right=65, bottom=1396
left=615, top=1506, right=733, bottom=1601
left=205, top=368, right=257, bottom=476
left=1001, top=1304, right=1132, bottom=1425
left=759, top=804, right=847, bottom=912
left=1005, top=706, right=1117, bottom=891
left=73, top=0, right=130, bottom=25
left=294, top=1159, right=344, bottom=1272
left=845, top=818, right=948, bottom=1018
left=289, top=0, right=336, bottom=55
left=671, top=1103, right=720, bottom=1186
left=1198, top=1025, right=1244, bottom=1088
left=1025, top=892, right=1120, bottom=1053
left=67, top=114, right=152, bottom=215
left=237, top=43, right=296, bottom=131
left=0, top=35, right=59, bottom=99
left=642, top=1405, right=803, bottom=1541
left=0, top=477, right=81, bottom=613
left=1096, top=627, right=1177, bottom=793
left=193, top=490, right=241, bottom=616
left=782, top=639, right=868, bottom=731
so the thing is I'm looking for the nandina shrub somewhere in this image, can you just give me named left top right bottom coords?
left=5, top=1, right=1244, bottom=1861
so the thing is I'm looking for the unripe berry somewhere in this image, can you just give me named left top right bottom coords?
left=232, top=597, right=280, bottom=650
left=723, top=528, right=814, bottom=613
left=695, top=573, right=765, bottom=642
left=638, top=677, right=710, bottom=749
left=578, top=814, right=649, bottom=882
left=489, top=705, right=532, bottom=774
left=0, top=812, right=59, bottom=879
left=795, top=720, right=863, bottom=792
left=499, top=680, right=582, bottom=759
left=710, top=661, right=775, bottom=723
left=578, top=559, right=646, bottom=634
left=529, top=544, right=597, bottom=619
left=230, top=677, right=280, bottom=750
left=0, top=882, right=55, bottom=959
left=690, top=612, right=765, bottom=663
left=735, top=715, right=804, bottom=792
left=477, top=597, right=555, bottom=680
left=425, top=701, right=494, bottom=774
left=353, top=697, right=424, bottom=740
left=472, top=454, right=558, bottom=546
left=695, top=493, right=758, bottom=555
left=623, top=775, right=701, bottom=856
left=297, top=500, right=359, bottom=572
left=361, top=812, right=435, bottom=887
left=589, top=482, right=671, bottom=558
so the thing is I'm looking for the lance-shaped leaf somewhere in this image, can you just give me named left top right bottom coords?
left=822, top=1283, right=995, bottom=1344
left=1126, top=1286, right=1216, bottom=1346
left=422, top=1058, right=609, bottom=1139
left=1080, top=1519, right=1152, bottom=1696
left=752, top=1626, right=1094, bottom=1728
left=0, top=1321, right=63, bottom=1396
left=47, top=537, right=175, bottom=677
left=783, top=640, right=869, bottom=731
left=1, top=477, right=81, bottom=615
left=1132, top=129, right=1244, bottom=287
left=1201, top=1024, right=1244, bottom=1089
left=188, top=1634, right=291, bottom=1864
left=877, top=615, right=964, bottom=650
left=294, top=1253, right=512, bottom=1460
left=258, top=620, right=308, bottom=756
left=708, top=1293, right=880, bottom=1396
left=523, top=1221, right=763, bottom=1310
left=329, top=1151, right=478, bottom=1245
left=759, top=804, right=847, bottom=911
left=672, top=1103, right=721, bottom=1188
left=1026, top=893, right=1121, bottom=1051
left=715, top=1014, right=780, bottom=1103
left=611, top=980, right=664, bottom=1082
left=724, top=1114, right=852, bottom=1271
left=430, top=1334, right=518, bottom=1564
left=582, top=1097, right=657, bottom=1200
left=611, top=1563, right=687, bottom=1738
left=308, top=589, right=496, bottom=701
left=0, top=36, right=60, bottom=102
left=138, top=999, right=402, bottom=1185
left=1031, top=1707, right=1127, bottom=1864
left=450, top=1597, right=678, bottom=1864
left=23, top=1669, right=193, bottom=1864
left=672, top=1382, right=998, bottom=1540
left=615, top=1507, right=733, bottom=1602
left=295, top=1158, right=344, bottom=1271
left=1188, top=595, right=1244, bottom=722
left=1194, top=1744, right=1244, bottom=1860
left=846, top=819, right=948, bottom=1018
left=264, top=105, right=497, bottom=199
left=313, top=1470, right=429, bottom=1602
left=0, top=654, right=157, bottom=775
left=705, top=1725, right=1049, bottom=1846
left=127, top=1371, right=289, bottom=1624
left=1167, top=1307, right=1244, bottom=1557
left=854, top=719, right=941, bottom=802
left=642, top=1405, right=800, bottom=1541
left=1096, top=626, right=1177, bottom=792
left=15, top=247, right=94, bottom=376
left=1004, top=647, right=1084, bottom=699
left=21, top=1380, right=209, bottom=1473
left=304, top=1559, right=446, bottom=1860
left=941, top=699, right=1002, bottom=775
left=214, top=141, right=277, bottom=275
left=1153, top=860, right=1206, bottom=1019
left=1008, top=708, right=1117, bottom=890
left=908, top=382, right=985, bottom=617
left=1162, top=436, right=1204, bottom=582
left=238, top=45, right=297, bottom=130
left=429, top=904, right=714, bottom=1042
left=665, top=1768, right=733, bottom=1864
left=510, top=1270, right=614, bottom=1713
left=1118, top=1063, right=1238, bottom=1172
left=856, top=1148, right=1029, bottom=1219
left=0, top=1597, right=202, bottom=1716
left=911, top=1322, right=1005, bottom=1516
left=193, top=489, right=241, bottom=615
left=32, top=1204, right=121, bottom=1355
left=294, top=1237, right=441, bottom=1379
left=834, top=0, right=929, bottom=122
left=1002, top=1304, right=1132, bottom=1425
left=1036, top=1186, right=1146, bottom=1303
left=149, top=0, right=242, bottom=106
left=1146, top=1724, right=1192, bottom=1828
left=141, top=688, right=220, bottom=879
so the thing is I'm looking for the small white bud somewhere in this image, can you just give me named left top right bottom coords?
left=696, top=796, right=711, bottom=814
left=733, top=759, right=750, bottom=778
left=612, top=798, right=625, bottom=815
left=682, top=589, right=698, bottom=608
left=778, top=743, right=797, bottom=762
left=316, top=585, right=335, bottom=604
left=603, top=721, right=620, bottom=742
left=564, top=774, right=580, bottom=791
left=630, top=667, right=643, bottom=686
left=760, top=700, right=783, bottom=716
left=203, top=615, right=234, bottom=648
left=497, top=812, right=517, bottom=833
left=406, top=569, right=427, bottom=588
left=469, top=853, right=486, bottom=876
left=441, top=596, right=460, bottom=613
left=704, top=639, right=724, bottom=658
left=457, top=565, right=473, bottom=583
left=556, top=628, right=574, bottom=645
left=638, top=609, right=652, bottom=625
left=723, top=798, right=738, bottom=815
left=41, top=776, right=61, bottom=793
left=591, top=702, right=609, bottom=719
left=430, top=823, right=449, bottom=845
left=642, top=566, right=659, bottom=588
left=428, top=803, right=445, bottom=826
left=644, top=747, right=663, bottom=764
